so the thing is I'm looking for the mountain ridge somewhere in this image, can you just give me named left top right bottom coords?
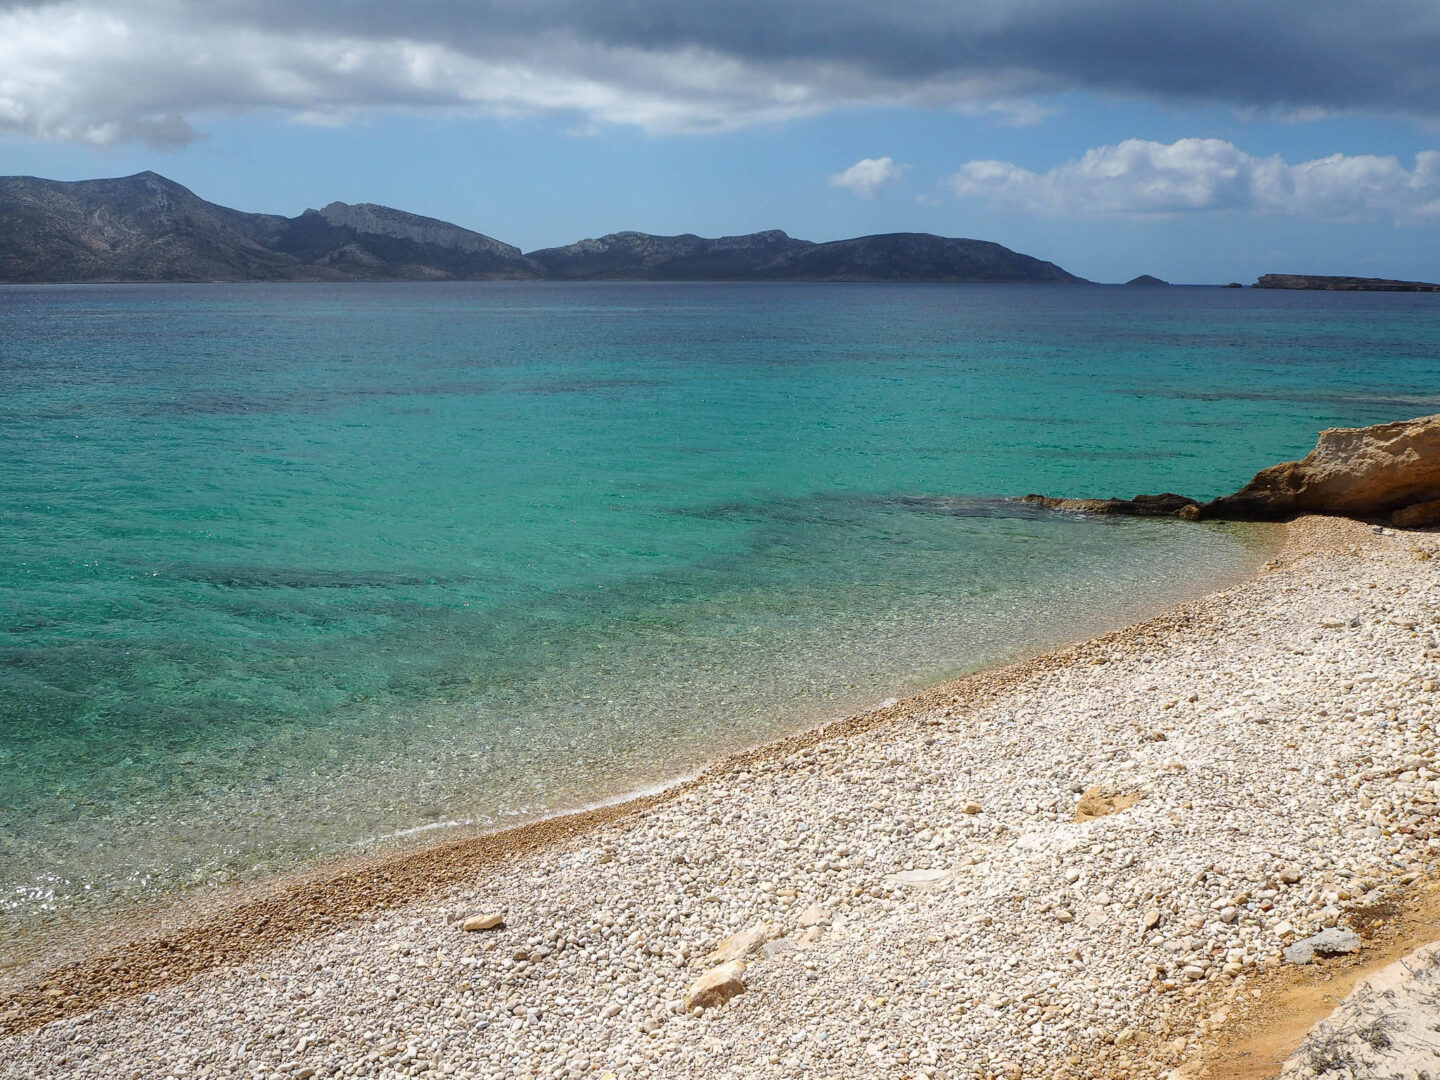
left=0, top=172, right=1086, bottom=284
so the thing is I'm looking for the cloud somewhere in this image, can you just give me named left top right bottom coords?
left=829, top=157, right=907, bottom=198
left=947, top=138, right=1440, bottom=222
left=2, top=1, right=1440, bottom=144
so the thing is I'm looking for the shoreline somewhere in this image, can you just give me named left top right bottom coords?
left=5, top=514, right=1440, bottom=1080
left=0, top=518, right=1275, bottom=1006
left=0, top=561, right=1204, bottom=1033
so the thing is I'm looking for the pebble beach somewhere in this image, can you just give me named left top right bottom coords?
left=5, top=513, right=1440, bottom=1080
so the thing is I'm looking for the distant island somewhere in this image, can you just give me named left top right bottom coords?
left=1254, top=273, right=1440, bottom=292
left=0, top=171, right=1085, bottom=285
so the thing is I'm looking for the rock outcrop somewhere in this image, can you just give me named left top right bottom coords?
left=1024, top=414, right=1440, bottom=526
left=1204, top=414, right=1440, bottom=521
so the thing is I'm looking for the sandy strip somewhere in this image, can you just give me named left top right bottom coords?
left=4, top=515, right=1440, bottom=1080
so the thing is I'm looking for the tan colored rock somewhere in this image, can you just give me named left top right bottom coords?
left=461, top=913, right=504, bottom=932
left=1205, top=414, right=1440, bottom=520
left=795, top=905, right=830, bottom=928
left=704, top=922, right=779, bottom=966
left=796, top=926, right=824, bottom=946
left=1075, top=786, right=1143, bottom=822
left=1393, top=498, right=1440, bottom=528
left=683, top=961, right=746, bottom=1010
left=961, top=801, right=983, bottom=814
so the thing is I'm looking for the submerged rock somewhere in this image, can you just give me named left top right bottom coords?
left=1021, top=493, right=1200, bottom=517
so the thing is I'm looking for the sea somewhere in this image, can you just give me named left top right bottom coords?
left=2, top=281, right=1438, bottom=956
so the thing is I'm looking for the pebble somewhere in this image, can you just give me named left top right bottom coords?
left=461, top=913, right=504, bottom=932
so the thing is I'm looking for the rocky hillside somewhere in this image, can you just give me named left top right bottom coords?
left=0, top=171, right=1085, bottom=284
left=525, top=229, right=811, bottom=280
left=272, top=202, right=539, bottom=280
left=0, top=173, right=538, bottom=282
left=0, top=172, right=299, bottom=282
left=528, top=229, right=1083, bottom=283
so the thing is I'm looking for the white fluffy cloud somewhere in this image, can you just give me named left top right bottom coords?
left=948, top=138, right=1440, bottom=221
left=828, top=157, right=907, bottom=198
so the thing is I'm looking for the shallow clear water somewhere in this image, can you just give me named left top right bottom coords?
left=2, top=282, right=1437, bottom=945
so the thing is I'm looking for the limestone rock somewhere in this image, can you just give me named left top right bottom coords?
left=1283, top=928, right=1361, bottom=965
left=704, top=922, right=779, bottom=966
left=461, top=913, right=504, bottom=932
left=683, top=961, right=746, bottom=1010
left=1024, top=414, right=1440, bottom=523
left=795, top=905, right=830, bottom=928
left=1279, top=942, right=1440, bottom=1077
left=1204, top=414, right=1440, bottom=520
left=1075, top=786, right=1143, bottom=822
left=1393, top=498, right=1440, bottom=528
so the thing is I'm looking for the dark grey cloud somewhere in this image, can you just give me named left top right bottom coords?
left=2, top=0, right=1438, bottom=145
left=221, top=0, right=1440, bottom=115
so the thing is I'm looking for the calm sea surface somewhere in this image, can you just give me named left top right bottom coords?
left=3, top=282, right=1438, bottom=947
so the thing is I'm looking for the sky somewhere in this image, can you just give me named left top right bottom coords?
left=2, top=0, right=1440, bottom=283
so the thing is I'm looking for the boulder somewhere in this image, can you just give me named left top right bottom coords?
left=683, top=961, right=747, bottom=1010
left=704, top=922, right=779, bottom=966
left=1283, top=928, right=1361, bottom=965
left=1203, top=414, right=1440, bottom=520
left=1075, top=786, right=1143, bottom=822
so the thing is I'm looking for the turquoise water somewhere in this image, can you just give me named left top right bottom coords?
left=2, top=282, right=1438, bottom=947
